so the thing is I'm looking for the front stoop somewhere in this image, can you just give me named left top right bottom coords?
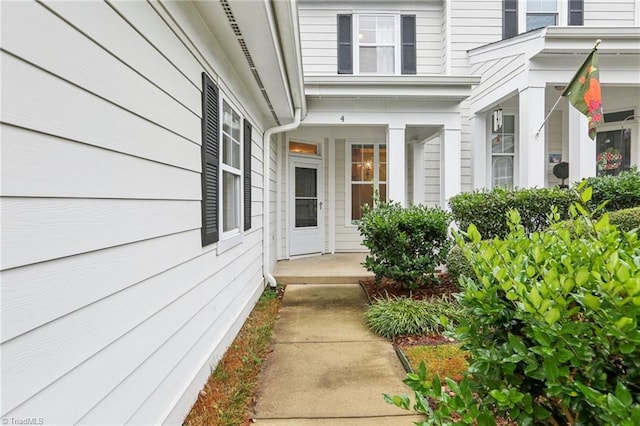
left=273, top=253, right=374, bottom=285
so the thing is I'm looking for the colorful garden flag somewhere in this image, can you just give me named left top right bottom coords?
left=562, top=48, right=603, bottom=139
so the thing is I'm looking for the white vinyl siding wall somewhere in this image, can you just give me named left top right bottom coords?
left=584, top=0, right=638, bottom=26
left=1, top=1, right=267, bottom=424
left=298, top=3, right=444, bottom=75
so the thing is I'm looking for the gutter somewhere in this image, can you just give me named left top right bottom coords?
left=263, top=107, right=302, bottom=287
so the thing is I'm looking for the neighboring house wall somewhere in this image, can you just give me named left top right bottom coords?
left=1, top=1, right=270, bottom=424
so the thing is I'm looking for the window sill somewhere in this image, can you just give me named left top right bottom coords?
left=217, top=232, right=243, bottom=255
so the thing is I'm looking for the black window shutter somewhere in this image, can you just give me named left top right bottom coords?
left=401, top=15, right=416, bottom=75
left=503, top=0, right=518, bottom=39
left=201, top=72, right=219, bottom=246
left=569, top=0, right=584, bottom=25
left=243, top=119, right=252, bottom=231
left=337, top=14, right=353, bottom=74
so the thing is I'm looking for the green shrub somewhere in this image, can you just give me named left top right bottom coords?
left=609, top=206, right=640, bottom=232
left=448, top=186, right=577, bottom=239
left=365, top=296, right=466, bottom=339
left=585, top=166, right=640, bottom=212
left=386, top=186, right=640, bottom=425
left=445, top=245, right=474, bottom=286
left=358, top=202, right=451, bottom=289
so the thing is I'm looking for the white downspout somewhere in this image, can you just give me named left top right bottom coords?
left=263, top=108, right=302, bottom=287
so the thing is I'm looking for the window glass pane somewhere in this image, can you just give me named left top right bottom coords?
left=377, top=16, right=395, bottom=43
left=295, top=167, right=317, bottom=197
left=527, top=0, right=557, bottom=11
left=526, top=14, right=557, bottom=31
left=379, top=183, right=387, bottom=202
left=491, top=135, right=515, bottom=154
left=351, top=145, right=374, bottom=181
left=223, top=171, right=239, bottom=232
left=379, top=145, right=387, bottom=181
left=223, top=134, right=232, bottom=166
left=503, top=115, right=515, bottom=133
left=231, top=140, right=240, bottom=169
left=289, top=141, right=318, bottom=155
left=359, top=47, right=377, bottom=72
left=359, top=47, right=394, bottom=73
left=295, top=200, right=318, bottom=227
left=352, top=184, right=373, bottom=221
left=232, top=110, right=241, bottom=141
left=223, top=103, right=231, bottom=135
left=492, top=157, right=514, bottom=189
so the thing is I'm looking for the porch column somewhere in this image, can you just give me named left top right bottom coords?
left=412, top=141, right=426, bottom=205
left=566, top=103, right=596, bottom=183
left=518, top=85, right=546, bottom=188
left=470, top=113, right=488, bottom=189
left=441, top=127, right=461, bottom=208
left=388, top=125, right=407, bottom=206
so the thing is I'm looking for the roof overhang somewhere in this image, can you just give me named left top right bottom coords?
left=304, top=75, right=481, bottom=101
left=194, top=1, right=305, bottom=125
left=469, top=26, right=640, bottom=64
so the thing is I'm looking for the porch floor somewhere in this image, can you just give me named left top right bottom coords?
left=273, top=253, right=374, bottom=284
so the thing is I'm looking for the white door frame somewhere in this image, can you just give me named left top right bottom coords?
left=288, top=155, right=324, bottom=257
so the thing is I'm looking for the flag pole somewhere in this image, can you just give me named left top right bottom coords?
left=534, top=39, right=602, bottom=139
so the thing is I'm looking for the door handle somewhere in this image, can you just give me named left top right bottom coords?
left=319, top=201, right=323, bottom=209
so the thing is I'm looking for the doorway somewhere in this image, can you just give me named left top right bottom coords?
left=289, top=157, right=323, bottom=256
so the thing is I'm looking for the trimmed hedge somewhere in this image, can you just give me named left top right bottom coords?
left=448, top=186, right=577, bottom=239
left=445, top=245, right=474, bottom=286
left=585, top=167, right=640, bottom=212
left=609, top=206, right=640, bottom=232
left=358, top=202, right=451, bottom=289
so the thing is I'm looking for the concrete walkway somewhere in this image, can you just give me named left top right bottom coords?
left=251, top=284, right=425, bottom=425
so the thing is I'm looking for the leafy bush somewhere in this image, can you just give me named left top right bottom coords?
left=365, top=296, right=465, bottom=338
left=448, top=186, right=577, bottom=239
left=585, top=166, right=640, bottom=211
left=358, top=202, right=451, bottom=288
left=445, top=245, right=474, bottom=285
left=609, top=206, right=640, bottom=232
left=386, top=186, right=640, bottom=425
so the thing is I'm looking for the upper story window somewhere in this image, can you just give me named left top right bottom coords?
left=526, top=0, right=558, bottom=31
left=502, top=0, right=583, bottom=39
left=337, top=14, right=415, bottom=75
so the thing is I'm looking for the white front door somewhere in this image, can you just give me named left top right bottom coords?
left=289, top=157, right=323, bottom=256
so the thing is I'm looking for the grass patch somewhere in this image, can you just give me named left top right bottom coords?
left=365, top=295, right=466, bottom=338
left=183, top=287, right=281, bottom=426
left=401, top=344, right=469, bottom=382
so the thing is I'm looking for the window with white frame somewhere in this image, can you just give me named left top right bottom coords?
left=491, top=115, right=515, bottom=189
left=349, top=143, right=387, bottom=222
left=526, top=0, right=558, bottom=31
left=356, top=15, right=397, bottom=74
left=337, top=14, right=415, bottom=75
left=221, top=100, right=242, bottom=235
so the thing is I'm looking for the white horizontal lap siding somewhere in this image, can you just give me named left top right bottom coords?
left=425, top=139, right=441, bottom=207
left=416, top=8, right=443, bottom=74
left=299, top=9, right=338, bottom=75
left=584, top=1, right=637, bottom=26
left=1, top=1, right=266, bottom=425
left=450, top=0, right=502, bottom=74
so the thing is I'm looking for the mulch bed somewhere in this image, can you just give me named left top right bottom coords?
left=360, top=273, right=460, bottom=347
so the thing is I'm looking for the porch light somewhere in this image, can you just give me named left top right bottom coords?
left=492, top=108, right=503, bottom=132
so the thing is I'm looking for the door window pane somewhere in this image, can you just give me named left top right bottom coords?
left=596, top=130, right=631, bottom=176
left=295, top=200, right=317, bottom=227
left=295, top=167, right=318, bottom=228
